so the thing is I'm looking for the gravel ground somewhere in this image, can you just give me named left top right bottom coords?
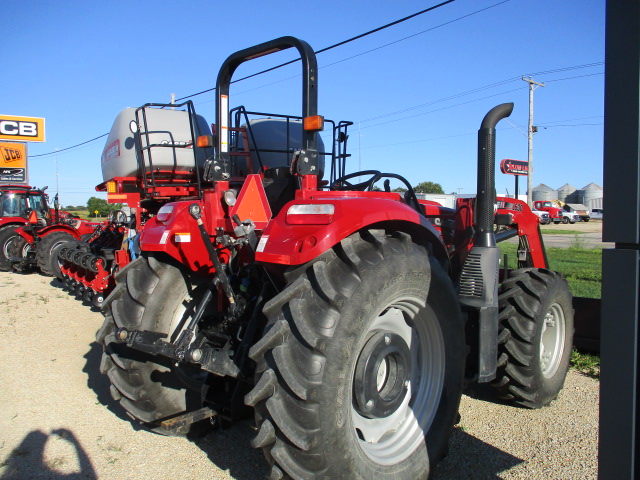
left=0, top=271, right=599, bottom=479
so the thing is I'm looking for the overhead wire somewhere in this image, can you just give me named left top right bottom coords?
left=30, top=0, right=459, bottom=159
left=175, top=0, right=458, bottom=102
left=31, top=0, right=601, bottom=159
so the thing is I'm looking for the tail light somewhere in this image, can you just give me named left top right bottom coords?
left=286, top=204, right=334, bottom=225
left=156, top=205, right=174, bottom=223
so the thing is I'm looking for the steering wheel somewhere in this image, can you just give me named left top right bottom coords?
left=330, top=170, right=382, bottom=191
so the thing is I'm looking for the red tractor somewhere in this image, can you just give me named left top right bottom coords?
left=5, top=191, right=102, bottom=277
left=0, top=184, right=54, bottom=271
left=96, top=37, right=574, bottom=479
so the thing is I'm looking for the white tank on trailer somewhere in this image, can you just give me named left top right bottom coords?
left=100, top=107, right=211, bottom=182
left=237, top=118, right=326, bottom=178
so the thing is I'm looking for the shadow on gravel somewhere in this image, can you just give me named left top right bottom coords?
left=0, top=428, right=97, bottom=480
left=463, top=383, right=515, bottom=408
left=194, top=420, right=269, bottom=480
left=434, top=427, right=523, bottom=479
left=82, top=341, right=143, bottom=428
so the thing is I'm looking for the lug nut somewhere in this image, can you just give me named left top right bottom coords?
left=384, top=334, right=391, bottom=345
left=366, top=400, right=374, bottom=410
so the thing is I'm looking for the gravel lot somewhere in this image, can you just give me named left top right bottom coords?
left=0, top=270, right=598, bottom=479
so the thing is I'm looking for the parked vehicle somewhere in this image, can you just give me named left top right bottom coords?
left=533, top=200, right=563, bottom=224
left=1, top=185, right=49, bottom=270
left=561, top=210, right=581, bottom=224
left=6, top=192, right=102, bottom=277
left=94, top=37, right=574, bottom=479
left=590, top=208, right=603, bottom=220
left=531, top=208, right=551, bottom=224
left=563, top=203, right=590, bottom=222
left=1, top=185, right=98, bottom=273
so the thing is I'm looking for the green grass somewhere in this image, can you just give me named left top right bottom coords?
left=498, top=243, right=602, bottom=299
left=540, top=228, right=585, bottom=235
left=571, top=348, right=600, bottom=378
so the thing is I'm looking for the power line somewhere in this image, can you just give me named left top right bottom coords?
left=32, top=1, right=461, bottom=159
left=30, top=133, right=108, bottom=158
left=361, top=87, right=524, bottom=129
left=360, top=62, right=604, bottom=124
left=32, top=1, right=600, bottom=159
left=191, top=0, right=516, bottom=107
left=175, top=0, right=458, bottom=102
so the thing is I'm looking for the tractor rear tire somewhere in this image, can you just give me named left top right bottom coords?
left=0, top=226, right=19, bottom=271
left=37, top=231, right=75, bottom=278
left=96, top=256, right=210, bottom=436
left=246, top=229, right=465, bottom=479
left=6, top=232, right=30, bottom=272
left=492, top=268, right=574, bottom=408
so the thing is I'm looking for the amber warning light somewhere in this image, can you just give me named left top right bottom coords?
left=303, top=115, right=324, bottom=132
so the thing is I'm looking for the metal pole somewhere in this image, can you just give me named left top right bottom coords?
left=600, top=1, right=639, bottom=478
left=523, top=77, right=544, bottom=207
left=55, top=148, right=59, bottom=196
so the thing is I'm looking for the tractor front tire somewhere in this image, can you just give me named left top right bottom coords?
left=37, top=231, right=75, bottom=277
left=492, top=268, right=574, bottom=408
left=0, top=226, right=19, bottom=271
left=246, top=230, right=465, bottom=479
left=96, top=256, right=209, bottom=435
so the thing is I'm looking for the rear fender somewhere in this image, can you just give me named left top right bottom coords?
left=255, top=197, right=447, bottom=267
left=139, top=200, right=217, bottom=275
left=36, top=225, right=82, bottom=241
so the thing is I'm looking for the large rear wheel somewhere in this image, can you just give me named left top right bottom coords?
left=96, top=256, right=210, bottom=435
left=36, top=231, right=75, bottom=277
left=246, top=230, right=464, bottom=479
left=492, top=268, right=574, bottom=408
left=0, top=226, right=19, bottom=271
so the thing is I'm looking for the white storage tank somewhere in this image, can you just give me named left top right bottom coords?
left=236, top=118, right=326, bottom=178
left=101, top=107, right=211, bottom=182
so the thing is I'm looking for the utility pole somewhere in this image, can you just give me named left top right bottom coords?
left=522, top=76, right=544, bottom=206
left=55, top=148, right=59, bottom=196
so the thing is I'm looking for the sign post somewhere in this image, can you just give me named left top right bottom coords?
left=500, top=159, right=529, bottom=198
left=0, top=114, right=46, bottom=186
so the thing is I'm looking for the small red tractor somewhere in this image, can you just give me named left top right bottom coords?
left=3, top=189, right=102, bottom=277
left=0, top=184, right=88, bottom=272
left=95, top=37, right=574, bottom=479
left=1, top=184, right=50, bottom=270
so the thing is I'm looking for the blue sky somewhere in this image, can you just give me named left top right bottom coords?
left=3, top=0, right=605, bottom=207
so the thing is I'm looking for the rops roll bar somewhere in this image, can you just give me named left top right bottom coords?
left=206, top=36, right=320, bottom=181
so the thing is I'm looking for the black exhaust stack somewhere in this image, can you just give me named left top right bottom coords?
left=459, top=103, right=514, bottom=383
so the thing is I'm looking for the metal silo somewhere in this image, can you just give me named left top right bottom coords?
left=532, top=183, right=557, bottom=202
left=582, top=183, right=603, bottom=210
left=557, top=183, right=577, bottom=202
